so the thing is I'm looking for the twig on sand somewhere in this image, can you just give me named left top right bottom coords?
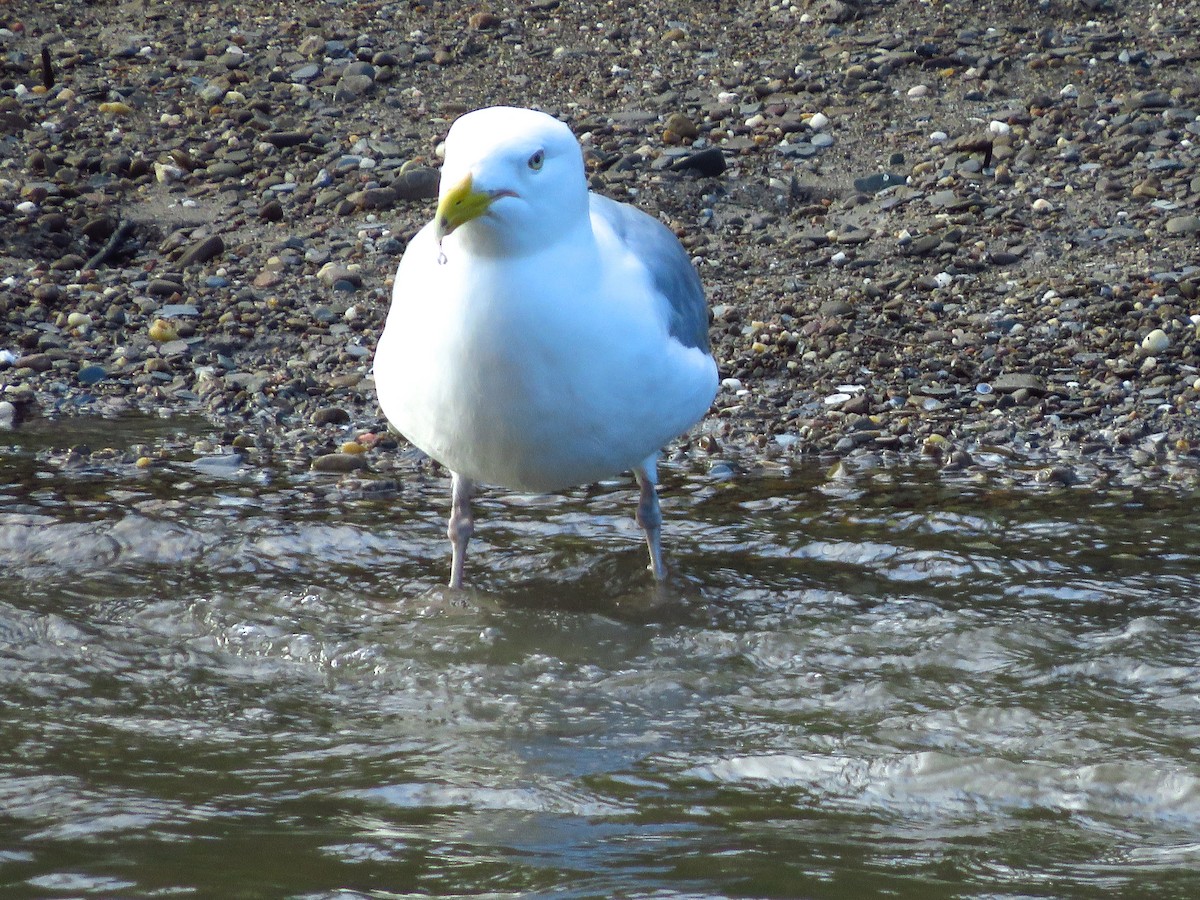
left=84, top=221, right=136, bottom=270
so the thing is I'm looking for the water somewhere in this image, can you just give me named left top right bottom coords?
left=2, top=417, right=1200, bottom=899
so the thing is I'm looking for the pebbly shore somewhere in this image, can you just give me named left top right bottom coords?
left=3, top=0, right=1200, bottom=492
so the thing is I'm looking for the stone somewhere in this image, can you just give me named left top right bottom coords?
left=670, top=147, right=726, bottom=177
left=178, top=235, right=225, bottom=267
left=1165, top=215, right=1200, bottom=235
left=392, top=167, right=440, bottom=200
left=77, top=364, right=107, bottom=385
left=991, top=373, right=1047, bottom=395
left=263, top=131, right=311, bottom=148
left=311, top=452, right=368, bottom=473
left=311, top=406, right=351, bottom=426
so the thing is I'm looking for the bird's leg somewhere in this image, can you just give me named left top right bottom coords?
left=447, top=473, right=475, bottom=589
left=633, top=460, right=666, bottom=580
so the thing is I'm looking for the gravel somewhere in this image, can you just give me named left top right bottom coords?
left=3, top=0, right=1200, bottom=491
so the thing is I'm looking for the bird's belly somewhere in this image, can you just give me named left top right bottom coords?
left=377, top=309, right=713, bottom=492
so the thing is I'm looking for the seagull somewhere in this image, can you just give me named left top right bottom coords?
left=374, top=106, right=718, bottom=588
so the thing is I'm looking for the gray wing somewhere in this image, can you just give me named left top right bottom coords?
left=589, top=193, right=711, bottom=352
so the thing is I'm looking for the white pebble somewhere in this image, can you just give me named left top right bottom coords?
left=907, top=84, right=930, bottom=98
left=154, top=162, right=185, bottom=184
left=830, top=251, right=848, bottom=266
left=1031, top=198, right=1054, bottom=213
left=934, top=271, right=953, bottom=288
left=721, top=377, right=743, bottom=391
left=717, top=91, right=738, bottom=104
left=0, top=400, right=14, bottom=429
left=929, top=130, right=948, bottom=143
left=744, top=113, right=765, bottom=128
left=1141, top=328, right=1170, bottom=354
left=15, top=200, right=38, bottom=214
left=807, top=111, right=829, bottom=130
left=988, top=120, right=1011, bottom=135
left=824, top=393, right=851, bottom=406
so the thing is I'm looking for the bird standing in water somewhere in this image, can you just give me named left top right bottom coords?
left=374, top=107, right=717, bottom=588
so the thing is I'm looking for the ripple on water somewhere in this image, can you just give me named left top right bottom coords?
left=3, top=448, right=1200, bottom=897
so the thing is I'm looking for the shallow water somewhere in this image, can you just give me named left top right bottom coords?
left=2, top=418, right=1199, bottom=899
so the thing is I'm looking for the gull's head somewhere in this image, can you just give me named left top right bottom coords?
left=434, top=107, right=589, bottom=255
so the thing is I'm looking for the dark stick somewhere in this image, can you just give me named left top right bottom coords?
left=84, top=221, right=136, bottom=270
left=41, top=46, right=53, bottom=90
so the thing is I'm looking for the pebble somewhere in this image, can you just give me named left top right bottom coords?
left=290, top=64, right=321, bottom=83
left=311, top=407, right=351, bottom=426
left=671, top=148, right=726, bottom=177
left=1141, top=329, right=1170, bottom=354
left=148, top=319, right=179, bottom=343
left=991, top=373, right=1047, bottom=395
left=77, top=365, right=107, bottom=385
left=1165, top=215, right=1200, bottom=235
left=311, top=452, right=368, bottom=473
left=317, top=263, right=363, bottom=289
left=178, top=235, right=225, bottom=267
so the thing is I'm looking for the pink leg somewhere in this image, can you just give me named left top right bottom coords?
left=633, top=459, right=666, bottom=580
left=447, top=473, right=475, bottom=589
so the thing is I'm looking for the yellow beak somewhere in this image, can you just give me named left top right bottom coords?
left=435, top=174, right=502, bottom=240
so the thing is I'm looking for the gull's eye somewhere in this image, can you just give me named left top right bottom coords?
left=527, top=149, right=545, bottom=171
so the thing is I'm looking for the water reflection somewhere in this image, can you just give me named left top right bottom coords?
left=1, top=417, right=1199, bottom=898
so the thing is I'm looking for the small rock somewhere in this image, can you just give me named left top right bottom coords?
left=663, top=112, right=699, bottom=141
left=77, top=364, right=106, bottom=385
left=392, top=167, right=440, bottom=200
left=671, top=147, right=726, bottom=177
left=317, top=263, right=363, bottom=289
left=82, top=217, right=117, bottom=242
left=1141, top=329, right=1170, bottom=354
left=992, top=373, right=1046, bottom=395
left=468, top=11, right=502, bottom=29
left=853, top=172, right=905, bottom=193
left=290, top=63, right=321, bottom=83
left=16, top=353, right=52, bottom=373
left=177, top=235, right=225, bottom=267
left=148, top=319, right=179, bottom=343
left=349, top=187, right=397, bottom=210
left=335, top=73, right=375, bottom=99
left=311, top=406, right=351, bottom=426
left=157, top=304, right=199, bottom=318
left=264, top=131, right=311, bottom=148
left=1165, top=215, right=1200, bottom=235
left=147, top=278, right=184, bottom=297
left=311, top=452, right=368, bottom=473
left=259, top=199, right=285, bottom=222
